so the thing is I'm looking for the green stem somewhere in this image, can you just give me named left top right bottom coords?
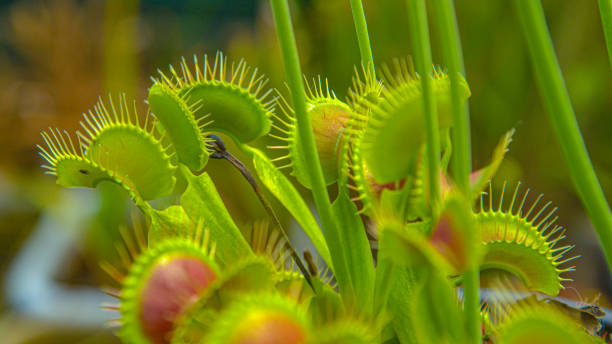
left=349, top=0, right=376, bottom=78
left=598, top=0, right=612, bottom=70
left=430, top=0, right=471, bottom=192
left=406, top=0, right=441, bottom=212
left=430, top=1, right=479, bottom=342
left=269, top=0, right=353, bottom=298
left=461, top=268, right=480, bottom=342
left=209, top=138, right=314, bottom=289
left=514, top=0, right=612, bottom=274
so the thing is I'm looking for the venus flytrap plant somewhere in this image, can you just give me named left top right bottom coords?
left=35, top=1, right=612, bottom=343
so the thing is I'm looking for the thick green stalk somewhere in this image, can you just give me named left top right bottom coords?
left=598, top=0, right=612, bottom=70
left=269, top=0, right=353, bottom=299
left=349, top=0, right=376, bottom=78
left=514, top=0, right=612, bottom=273
left=461, top=268, right=480, bottom=343
left=430, top=0, right=471, bottom=191
left=406, top=0, right=441, bottom=212
left=430, top=1, right=479, bottom=342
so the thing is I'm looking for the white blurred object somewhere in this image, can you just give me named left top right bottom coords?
left=4, top=188, right=117, bottom=327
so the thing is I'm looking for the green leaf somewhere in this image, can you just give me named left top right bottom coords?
left=431, top=193, right=479, bottom=273
left=385, top=266, right=467, bottom=344
left=308, top=277, right=346, bottom=326
left=387, top=268, right=418, bottom=344
left=375, top=221, right=423, bottom=342
left=244, top=146, right=332, bottom=268
left=411, top=271, right=467, bottom=344
left=179, top=165, right=252, bottom=265
left=331, top=188, right=375, bottom=313
left=147, top=205, right=192, bottom=241
left=469, top=129, right=514, bottom=199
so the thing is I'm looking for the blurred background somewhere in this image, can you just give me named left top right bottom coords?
left=0, top=0, right=611, bottom=342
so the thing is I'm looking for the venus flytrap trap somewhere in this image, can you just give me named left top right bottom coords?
left=483, top=290, right=603, bottom=344
left=272, top=77, right=352, bottom=187
left=38, top=95, right=177, bottom=206
left=152, top=52, right=275, bottom=146
left=359, top=62, right=468, bottom=186
left=477, top=183, right=577, bottom=296
left=34, top=0, right=612, bottom=343
left=113, top=225, right=219, bottom=344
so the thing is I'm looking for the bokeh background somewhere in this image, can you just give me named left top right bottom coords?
left=0, top=0, right=611, bottom=342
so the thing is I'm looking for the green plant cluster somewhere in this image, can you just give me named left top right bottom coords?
left=36, top=0, right=612, bottom=343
